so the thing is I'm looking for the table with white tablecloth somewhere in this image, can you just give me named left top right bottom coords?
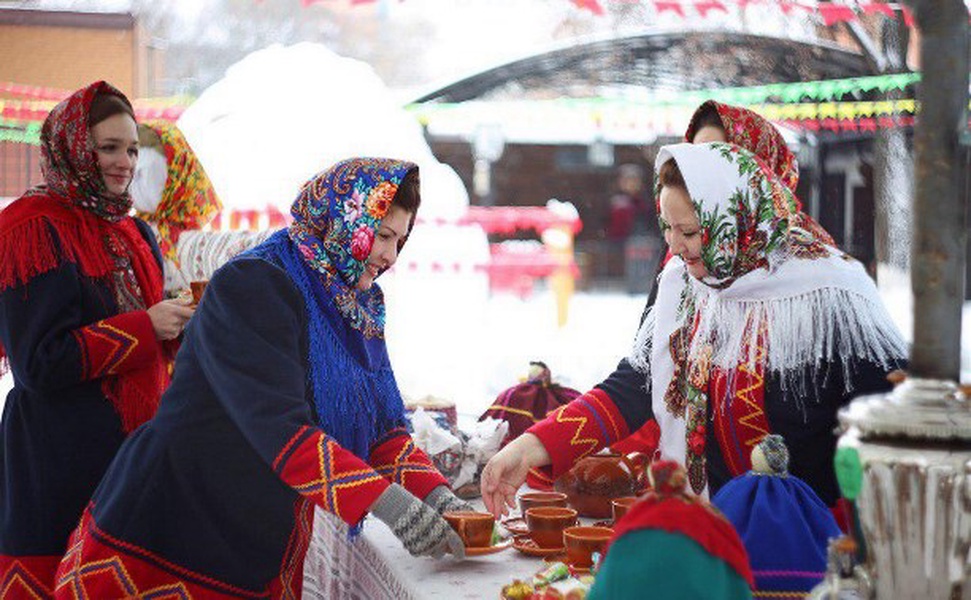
left=302, top=501, right=593, bottom=600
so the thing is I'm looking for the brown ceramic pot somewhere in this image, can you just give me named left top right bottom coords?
left=554, top=452, right=649, bottom=518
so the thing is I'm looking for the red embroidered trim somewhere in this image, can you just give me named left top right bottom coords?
left=527, top=389, right=629, bottom=478
left=710, top=322, right=771, bottom=477
left=275, top=429, right=389, bottom=525
left=56, top=508, right=264, bottom=599
left=269, top=499, right=313, bottom=600
left=0, top=554, right=58, bottom=599
left=369, top=430, right=447, bottom=500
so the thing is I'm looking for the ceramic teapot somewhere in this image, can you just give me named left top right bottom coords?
left=554, top=451, right=650, bottom=518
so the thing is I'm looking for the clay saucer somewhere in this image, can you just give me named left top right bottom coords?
left=512, top=535, right=566, bottom=557
left=464, top=537, right=514, bottom=557
left=501, top=516, right=529, bottom=536
left=542, top=553, right=592, bottom=575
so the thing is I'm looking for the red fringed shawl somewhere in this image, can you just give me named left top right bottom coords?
left=0, top=193, right=168, bottom=432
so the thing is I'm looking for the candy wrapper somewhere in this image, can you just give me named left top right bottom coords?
left=451, top=417, right=509, bottom=495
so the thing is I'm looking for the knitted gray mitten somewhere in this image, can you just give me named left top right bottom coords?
left=371, top=484, right=466, bottom=559
left=425, top=485, right=475, bottom=515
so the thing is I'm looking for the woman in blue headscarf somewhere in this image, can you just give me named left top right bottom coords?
left=55, top=157, right=467, bottom=599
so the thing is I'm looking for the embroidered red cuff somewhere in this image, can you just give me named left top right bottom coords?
left=273, top=426, right=390, bottom=526
left=71, top=311, right=162, bottom=380
left=369, top=428, right=448, bottom=500
left=527, top=388, right=630, bottom=478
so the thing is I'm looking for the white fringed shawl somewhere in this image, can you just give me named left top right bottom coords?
left=629, top=250, right=906, bottom=495
left=629, top=142, right=906, bottom=496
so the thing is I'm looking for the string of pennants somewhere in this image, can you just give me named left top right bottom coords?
left=569, top=0, right=937, bottom=25
left=295, top=0, right=959, bottom=26
left=0, top=71, right=955, bottom=144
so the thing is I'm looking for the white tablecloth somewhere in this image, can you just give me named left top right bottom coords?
left=302, top=500, right=592, bottom=600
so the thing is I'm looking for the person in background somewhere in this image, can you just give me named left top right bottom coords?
left=0, top=81, right=192, bottom=594
left=130, top=120, right=223, bottom=294
left=55, top=158, right=468, bottom=598
left=481, top=142, right=905, bottom=520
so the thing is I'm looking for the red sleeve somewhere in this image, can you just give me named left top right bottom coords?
left=526, top=388, right=630, bottom=478
left=368, top=428, right=448, bottom=500
left=71, top=311, right=163, bottom=380
left=273, top=426, right=390, bottom=526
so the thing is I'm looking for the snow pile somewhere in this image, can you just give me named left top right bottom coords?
left=177, top=42, right=493, bottom=402
left=177, top=42, right=467, bottom=220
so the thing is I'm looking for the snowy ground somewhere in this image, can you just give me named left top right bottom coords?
left=2, top=269, right=971, bottom=425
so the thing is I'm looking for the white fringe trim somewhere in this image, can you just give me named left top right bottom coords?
left=688, top=285, right=906, bottom=403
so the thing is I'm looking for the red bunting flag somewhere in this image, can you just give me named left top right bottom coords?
left=694, top=0, right=728, bottom=17
left=862, top=2, right=895, bottom=18
left=572, top=0, right=606, bottom=14
left=818, top=3, right=857, bottom=26
left=655, top=1, right=686, bottom=16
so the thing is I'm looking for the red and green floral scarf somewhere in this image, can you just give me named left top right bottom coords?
left=685, top=100, right=835, bottom=247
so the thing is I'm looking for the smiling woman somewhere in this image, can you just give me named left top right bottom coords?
left=0, top=81, right=193, bottom=594
left=53, top=158, right=471, bottom=599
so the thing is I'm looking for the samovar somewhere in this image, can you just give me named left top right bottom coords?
left=833, top=378, right=971, bottom=598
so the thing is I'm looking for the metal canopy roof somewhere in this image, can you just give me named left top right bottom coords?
left=413, top=29, right=874, bottom=103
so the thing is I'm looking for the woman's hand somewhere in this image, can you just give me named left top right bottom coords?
left=147, top=299, right=196, bottom=340
left=480, top=433, right=551, bottom=519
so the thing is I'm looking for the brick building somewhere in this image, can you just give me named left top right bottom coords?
left=0, top=7, right=161, bottom=199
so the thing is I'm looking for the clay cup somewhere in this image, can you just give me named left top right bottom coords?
left=525, top=506, right=578, bottom=549
left=563, top=526, right=614, bottom=568
left=443, top=510, right=495, bottom=548
left=519, top=491, right=569, bottom=514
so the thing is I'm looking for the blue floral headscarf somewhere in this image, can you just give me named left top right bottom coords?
left=245, top=157, right=417, bottom=461
left=288, top=157, right=417, bottom=338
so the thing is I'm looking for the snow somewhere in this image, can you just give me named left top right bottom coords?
left=176, top=42, right=469, bottom=220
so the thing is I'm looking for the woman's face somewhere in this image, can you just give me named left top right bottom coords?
left=691, top=124, right=728, bottom=144
left=91, top=113, right=139, bottom=196
left=660, top=183, right=707, bottom=280
left=356, top=204, right=413, bottom=291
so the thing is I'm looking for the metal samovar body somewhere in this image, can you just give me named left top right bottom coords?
left=836, top=378, right=971, bottom=598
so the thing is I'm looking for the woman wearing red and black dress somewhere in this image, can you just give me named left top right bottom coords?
left=0, top=81, right=192, bottom=594
left=53, top=158, right=466, bottom=599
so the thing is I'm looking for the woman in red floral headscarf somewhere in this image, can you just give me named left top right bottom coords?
left=482, top=142, right=905, bottom=527
left=0, top=81, right=193, bottom=594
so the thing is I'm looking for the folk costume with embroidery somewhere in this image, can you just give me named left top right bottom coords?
left=0, top=81, right=168, bottom=596
left=580, top=101, right=837, bottom=469
left=54, top=158, right=450, bottom=599
left=527, top=143, right=905, bottom=507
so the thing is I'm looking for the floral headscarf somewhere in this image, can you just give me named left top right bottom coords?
left=637, top=143, right=905, bottom=495
left=239, top=157, right=416, bottom=461
left=658, top=142, right=819, bottom=290
left=38, top=80, right=135, bottom=222
left=684, top=100, right=834, bottom=246
left=135, top=121, right=222, bottom=261
left=288, top=157, right=417, bottom=338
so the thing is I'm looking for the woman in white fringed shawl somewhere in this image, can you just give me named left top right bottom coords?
left=482, top=142, right=906, bottom=518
